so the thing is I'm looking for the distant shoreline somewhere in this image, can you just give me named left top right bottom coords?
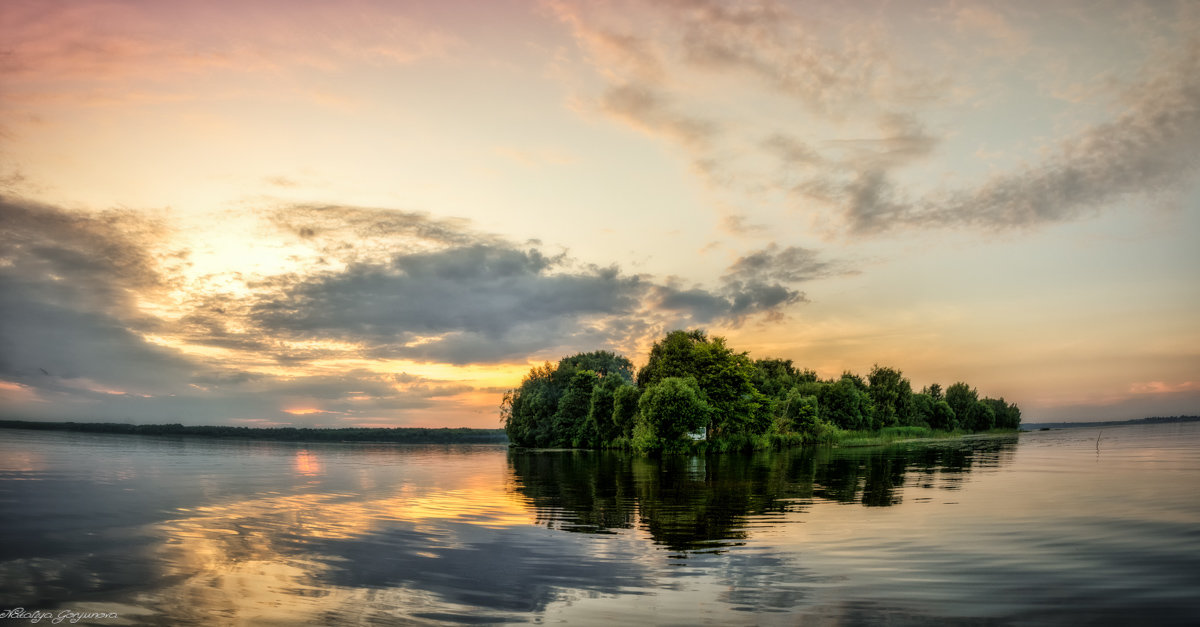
left=0, top=420, right=509, bottom=445
left=1020, top=415, right=1199, bottom=431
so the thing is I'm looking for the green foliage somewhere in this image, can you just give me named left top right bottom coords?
left=630, top=415, right=659, bottom=453
left=944, top=382, right=978, bottom=427
left=772, top=388, right=827, bottom=444
left=922, top=382, right=943, bottom=402
left=611, top=385, right=642, bottom=439
left=752, top=358, right=817, bottom=399
left=910, top=393, right=934, bottom=428
left=502, top=362, right=558, bottom=447
left=557, top=351, right=634, bottom=383
left=968, top=399, right=996, bottom=432
left=867, top=365, right=914, bottom=428
left=504, top=352, right=632, bottom=448
left=637, top=377, right=713, bottom=445
left=819, top=374, right=876, bottom=431
left=587, top=375, right=630, bottom=444
left=636, top=329, right=708, bottom=386
left=636, top=330, right=765, bottom=438
left=983, top=397, right=1022, bottom=430
left=501, top=331, right=1021, bottom=451
left=554, top=370, right=599, bottom=448
left=930, top=400, right=957, bottom=431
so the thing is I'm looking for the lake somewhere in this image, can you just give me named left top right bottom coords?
left=1, top=422, right=1198, bottom=625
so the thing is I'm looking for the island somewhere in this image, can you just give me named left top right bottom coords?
left=502, top=329, right=1021, bottom=453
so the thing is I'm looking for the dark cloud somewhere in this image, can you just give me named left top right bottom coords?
left=0, top=197, right=822, bottom=424
left=648, top=244, right=848, bottom=326
left=0, top=196, right=199, bottom=394
left=250, top=244, right=647, bottom=359
left=246, top=237, right=818, bottom=363
left=723, top=244, right=840, bottom=284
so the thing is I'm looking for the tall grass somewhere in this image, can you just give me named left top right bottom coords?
left=832, top=426, right=936, bottom=447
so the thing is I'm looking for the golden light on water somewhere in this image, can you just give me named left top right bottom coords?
left=144, top=448, right=537, bottom=619
left=293, top=450, right=322, bottom=476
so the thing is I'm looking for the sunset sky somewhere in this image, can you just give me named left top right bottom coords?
left=1, top=0, right=1197, bottom=427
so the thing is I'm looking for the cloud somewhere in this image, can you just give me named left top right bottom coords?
left=668, top=0, right=912, bottom=116
left=250, top=243, right=649, bottom=363
left=0, top=196, right=206, bottom=401
left=247, top=234, right=826, bottom=362
left=266, top=203, right=482, bottom=265
left=600, top=83, right=719, bottom=148
left=1, top=197, right=828, bottom=424
left=916, top=42, right=1200, bottom=231
left=821, top=34, right=1200, bottom=234
left=0, top=197, right=170, bottom=342
left=723, top=244, right=842, bottom=284
left=0, top=0, right=460, bottom=109
left=555, top=0, right=1200, bottom=237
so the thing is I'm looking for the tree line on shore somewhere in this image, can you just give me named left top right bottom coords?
left=502, top=329, right=1020, bottom=452
left=0, top=420, right=509, bottom=444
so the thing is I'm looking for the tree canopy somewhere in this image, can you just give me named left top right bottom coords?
left=501, top=330, right=1020, bottom=452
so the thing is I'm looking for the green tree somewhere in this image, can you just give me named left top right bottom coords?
left=983, top=397, right=1022, bottom=430
left=637, top=376, right=713, bottom=447
left=930, top=400, right=957, bottom=431
left=752, top=358, right=817, bottom=399
left=554, top=370, right=599, bottom=447
left=636, top=329, right=708, bottom=386
left=636, top=330, right=765, bottom=438
left=910, top=393, right=934, bottom=428
left=502, top=362, right=559, bottom=447
left=968, top=400, right=996, bottom=432
left=611, top=385, right=641, bottom=439
left=922, top=383, right=944, bottom=402
left=868, top=365, right=914, bottom=428
left=774, top=387, right=823, bottom=440
left=819, top=374, right=875, bottom=431
left=944, top=382, right=978, bottom=429
left=588, top=375, right=630, bottom=443
left=558, top=351, right=634, bottom=383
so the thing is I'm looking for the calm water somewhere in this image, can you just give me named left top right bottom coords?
left=1, top=423, right=1198, bottom=625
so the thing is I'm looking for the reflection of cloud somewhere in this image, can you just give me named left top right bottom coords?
left=309, top=524, right=648, bottom=614
left=144, top=475, right=560, bottom=620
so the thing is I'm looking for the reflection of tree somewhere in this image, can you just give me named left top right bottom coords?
left=509, top=450, right=637, bottom=533
left=509, top=436, right=1018, bottom=551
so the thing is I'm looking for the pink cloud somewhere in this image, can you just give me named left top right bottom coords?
left=1, top=0, right=460, bottom=104
left=1129, top=381, right=1200, bottom=395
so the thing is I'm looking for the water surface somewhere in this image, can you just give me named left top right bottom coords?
left=1, top=423, right=1198, bottom=625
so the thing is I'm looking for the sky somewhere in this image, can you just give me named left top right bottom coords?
left=1, top=0, right=1198, bottom=428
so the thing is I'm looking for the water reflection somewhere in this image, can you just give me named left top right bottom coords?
left=5, top=427, right=1199, bottom=625
left=510, top=436, right=1019, bottom=552
left=292, top=449, right=323, bottom=477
